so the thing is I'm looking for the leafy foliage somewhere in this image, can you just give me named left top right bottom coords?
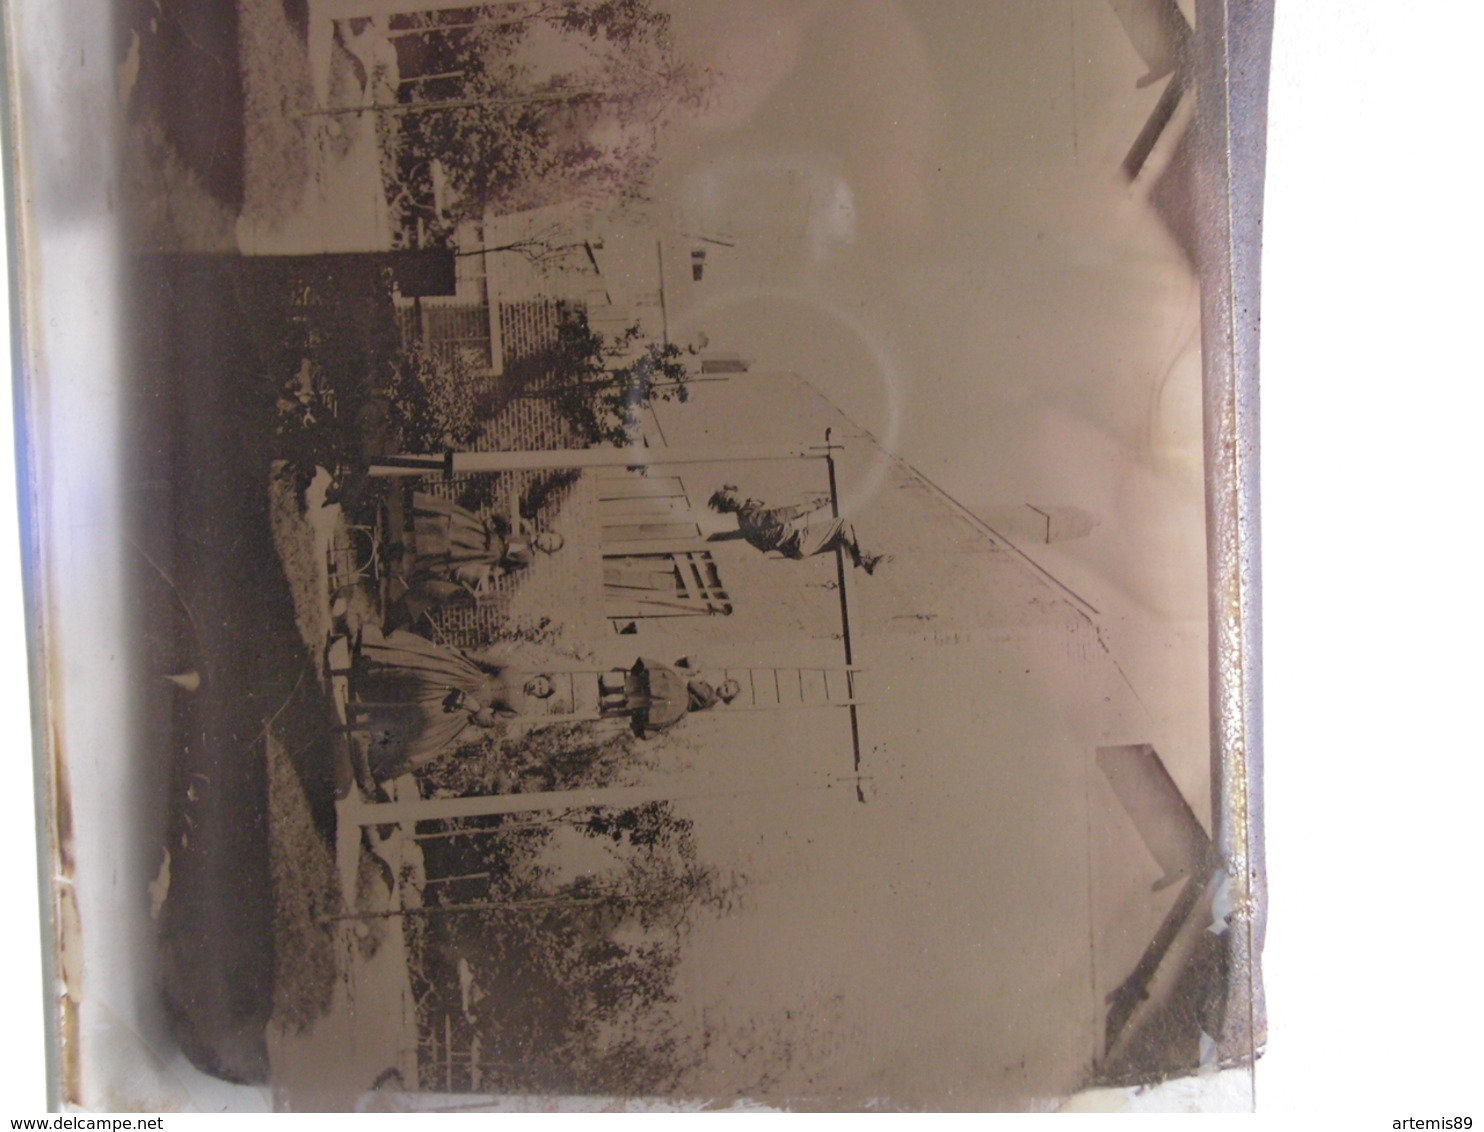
left=383, top=344, right=490, bottom=452
left=414, top=719, right=649, bottom=799
left=578, top=800, right=687, bottom=852
left=404, top=721, right=744, bottom=1094
left=273, top=379, right=351, bottom=473
left=549, top=302, right=692, bottom=445
left=385, top=0, right=709, bottom=222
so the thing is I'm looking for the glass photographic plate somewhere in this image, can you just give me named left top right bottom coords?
left=3, top=0, right=1269, bottom=1112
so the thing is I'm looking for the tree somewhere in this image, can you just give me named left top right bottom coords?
left=455, top=221, right=595, bottom=272
left=449, top=802, right=736, bottom=1094
left=384, top=0, right=709, bottom=224
left=402, top=714, right=755, bottom=1092
left=382, top=343, right=492, bottom=453
left=403, top=780, right=745, bottom=1093
left=549, top=303, right=692, bottom=445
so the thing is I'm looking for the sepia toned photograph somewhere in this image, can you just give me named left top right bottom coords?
left=8, top=0, right=1269, bottom=1112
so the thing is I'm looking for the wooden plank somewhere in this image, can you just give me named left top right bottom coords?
left=598, top=492, right=690, bottom=507
left=603, top=584, right=695, bottom=600
left=604, top=593, right=724, bottom=616
left=721, top=665, right=866, bottom=674
left=712, top=699, right=865, bottom=712
left=602, top=570, right=681, bottom=589
left=606, top=609, right=730, bottom=621
left=598, top=500, right=693, bottom=518
left=602, top=538, right=715, bottom=558
left=603, top=576, right=687, bottom=592
left=600, top=521, right=700, bottom=540
left=597, top=478, right=688, bottom=501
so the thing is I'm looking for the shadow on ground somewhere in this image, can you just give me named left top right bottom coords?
left=124, top=255, right=369, bottom=1082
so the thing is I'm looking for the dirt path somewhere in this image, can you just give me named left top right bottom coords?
left=237, top=0, right=393, bottom=253
left=266, top=732, right=419, bottom=1110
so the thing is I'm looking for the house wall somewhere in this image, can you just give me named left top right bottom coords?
left=401, top=364, right=1212, bottom=1100
left=632, top=373, right=1215, bottom=1104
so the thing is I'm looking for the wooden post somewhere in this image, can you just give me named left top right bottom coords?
left=340, top=775, right=849, bottom=825
left=444, top=1015, right=453, bottom=1092
left=368, top=443, right=828, bottom=477
left=345, top=782, right=712, bottom=825
left=316, top=0, right=480, bottom=19
left=655, top=239, right=669, bottom=347
left=323, top=892, right=623, bottom=923
left=824, top=429, right=866, bottom=802
left=297, top=89, right=609, bottom=120
left=424, top=870, right=492, bottom=888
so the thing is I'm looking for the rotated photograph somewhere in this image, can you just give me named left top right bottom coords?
left=27, top=0, right=1262, bottom=1111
